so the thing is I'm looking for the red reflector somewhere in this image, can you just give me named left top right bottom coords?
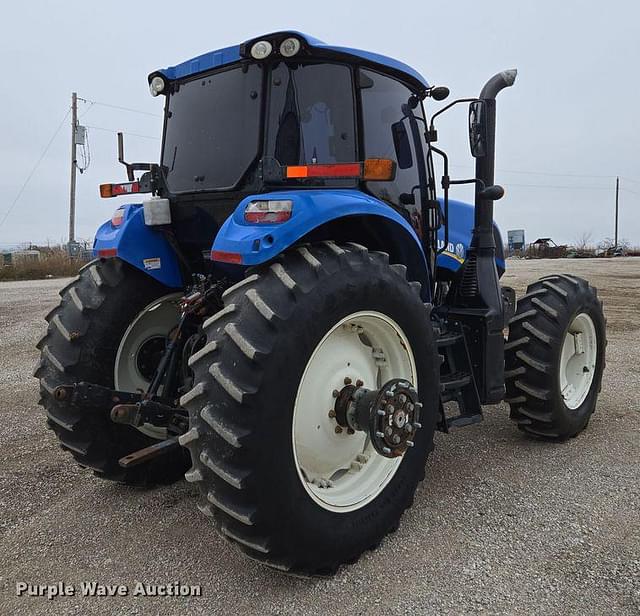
left=245, top=211, right=291, bottom=223
left=211, top=250, right=243, bottom=264
left=286, top=163, right=362, bottom=179
left=98, top=248, right=118, bottom=258
left=100, top=182, right=140, bottom=198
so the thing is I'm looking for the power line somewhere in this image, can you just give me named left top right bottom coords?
left=84, top=125, right=160, bottom=141
left=620, top=186, right=640, bottom=197
left=450, top=163, right=640, bottom=184
left=504, top=183, right=612, bottom=190
left=0, top=107, right=71, bottom=228
left=78, top=101, right=95, bottom=120
left=78, top=97, right=162, bottom=118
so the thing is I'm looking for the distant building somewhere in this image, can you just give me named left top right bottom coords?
left=2, top=250, right=41, bottom=266
left=507, top=229, right=525, bottom=253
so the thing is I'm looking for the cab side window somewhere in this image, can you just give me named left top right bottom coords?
left=359, top=69, right=423, bottom=207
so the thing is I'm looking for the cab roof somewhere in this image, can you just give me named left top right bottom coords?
left=151, top=31, right=429, bottom=93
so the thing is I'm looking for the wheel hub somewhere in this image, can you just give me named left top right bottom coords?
left=333, top=378, right=422, bottom=458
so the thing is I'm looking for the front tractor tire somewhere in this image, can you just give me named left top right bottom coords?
left=34, top=258, right=190, bottom=485
left=180, top=242, right=439, bottom=576
left=505, top=274, right=606, bottom=439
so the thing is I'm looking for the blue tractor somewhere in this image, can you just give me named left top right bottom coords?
left=36, top=32, right=606, bottom=575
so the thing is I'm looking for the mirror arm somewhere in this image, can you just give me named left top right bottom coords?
left=429, top=97, right=479, bottom=133
left=117, top=131, right=154, bottom=182
left=429, top=144, right=450, bottom=255
left=449, top=177, right=486, bottom=189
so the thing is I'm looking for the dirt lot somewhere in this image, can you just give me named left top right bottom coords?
left=0, top=258, right=638, bottom=615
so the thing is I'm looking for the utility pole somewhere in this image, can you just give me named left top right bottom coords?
left=68, top=92, right=78, bottom=245
left=614, top=176, right=619, bottom=249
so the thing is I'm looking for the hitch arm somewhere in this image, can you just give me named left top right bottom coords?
left=52, top=382, right=146, bottom=409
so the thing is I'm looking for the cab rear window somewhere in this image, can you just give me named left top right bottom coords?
left=266, top=62, right=357, bottom=185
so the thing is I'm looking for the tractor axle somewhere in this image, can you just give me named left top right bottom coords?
left=333, top=378, right=422, bottom=458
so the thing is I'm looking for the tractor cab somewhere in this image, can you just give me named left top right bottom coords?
left=143, top=32, right=439, bottom=277
left=106, top=32, right=497, bottom=290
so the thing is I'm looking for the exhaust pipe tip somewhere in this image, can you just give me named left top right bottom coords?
left=479, top=68, right=518, bottom=100
left=501, top=69, right=518, bottom=87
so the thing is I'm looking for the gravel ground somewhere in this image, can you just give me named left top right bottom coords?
left=0, top=258, right=638, bottom=615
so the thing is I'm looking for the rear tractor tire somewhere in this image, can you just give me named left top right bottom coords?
left=34, top=258, right=190, bottom=485
left=505, top=273, right=606, bottom=439
left=180, top=242, right=440, bottom=576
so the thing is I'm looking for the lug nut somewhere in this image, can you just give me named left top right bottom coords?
left=335, top=426, right=343, bottom=434
left=344, top=377, right=352, bottom=385
left=414, top=422, right=422, bottom=429
left=382, top=447, right=392, bottom=455
left=328, top=409, right=336, bottom=418
left=375, top=431, right=385, bottom=439
left=406, top=440, right=415, bottom=448
left=377, top=409, right=386, bottom=416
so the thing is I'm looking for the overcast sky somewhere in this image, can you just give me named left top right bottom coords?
left=1, top=0, right=638, bottom=248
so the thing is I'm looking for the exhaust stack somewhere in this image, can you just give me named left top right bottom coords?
left=473, top=69, right=518, bottom=250
left=453, top=69, right=517, bottom=405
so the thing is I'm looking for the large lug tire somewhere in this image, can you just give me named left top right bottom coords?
left=505, top=273, right=606, bottom=439
left=34, top=258, right=190, bottom=485
left=180, top=242, right=439, bottom=576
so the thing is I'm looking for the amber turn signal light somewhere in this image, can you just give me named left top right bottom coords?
left=363, top=158, right=396, bottom=181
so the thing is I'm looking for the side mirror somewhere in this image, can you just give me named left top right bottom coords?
left=478, top=184, right=504, bottom=201
left=430, top=86, right=450, bottom=101
left=391, top=121, right=413, bottom=170
left=468, top=100, right=487, bottom=158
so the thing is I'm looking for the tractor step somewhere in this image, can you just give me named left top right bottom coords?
left=446, top=413, right=483, bottom=429
left=436, top=332, right=464, bottom=348
left=440, top=372, right=472, bottom=393
left=436, top=323, right=483, bottom=431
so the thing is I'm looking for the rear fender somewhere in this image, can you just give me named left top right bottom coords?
left=93, top=204, right=183, bottom=288
left=212, top=189, right=431, bottom=299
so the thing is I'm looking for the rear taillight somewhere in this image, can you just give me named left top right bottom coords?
left=244, top=200, right=293, bottom=223
left=100, top=181, right=140, bottom=198
left=111, top=207, right=125, bottom=227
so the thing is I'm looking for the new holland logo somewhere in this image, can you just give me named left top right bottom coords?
left=437, top=239, right=466, bottom=263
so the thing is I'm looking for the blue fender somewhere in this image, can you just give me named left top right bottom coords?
left=436, top=198, right=506, bottom=276
left=93, top=204, right=183, bottom=288
left=212, top=188, right=429, bottom=283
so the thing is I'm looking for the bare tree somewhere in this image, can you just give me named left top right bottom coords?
left=574, top=231, right=593, bottom=251
left=598, top=237, right=630, bottom=254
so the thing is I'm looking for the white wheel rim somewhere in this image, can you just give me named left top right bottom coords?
left=559, top=312, right=597, bottom=410
left=114, top=293, right=182, bottom=439
left=292, top=311, right=417, bottom=513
